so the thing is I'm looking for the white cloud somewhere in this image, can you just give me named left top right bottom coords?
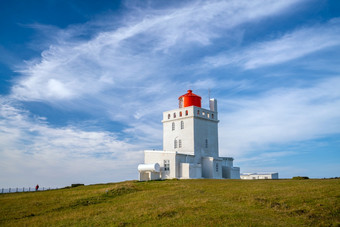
left=0, top=98, right=143, bottom=187
left=204, top=18, right=340, bottom=69
left=11, top=0, right=301, bottom=102
left=219, top=77, right=340, bottom=157
left=4, top=0, right=303, bottom=147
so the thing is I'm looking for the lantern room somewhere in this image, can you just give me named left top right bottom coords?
left=178, top=90, right=201, bottom=108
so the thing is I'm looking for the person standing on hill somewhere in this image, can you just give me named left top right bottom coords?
left=35, top=184, right=39, bottom=191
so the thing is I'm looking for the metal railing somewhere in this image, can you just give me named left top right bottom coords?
left=1, top=187, right=58, bottom=194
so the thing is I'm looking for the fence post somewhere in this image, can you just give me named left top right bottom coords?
left=9, top=188, right=11, bottom=193
left=43, top=187, right=45, bottom=191
left=29, top=187, right=30, bottom=192
left=1, top=188, right=3, bottom=193
left=23, top=187, right=25, bottom=192
left=16, top=188, right=18, bottom=193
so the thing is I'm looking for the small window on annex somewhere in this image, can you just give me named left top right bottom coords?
left=216, top=163, right=218, bottom=172
left=173, top=112, right=176, bottom=118
left=172, top=122, right=175, bottom=131
left=179, top=111, right=182, bottom=117
left=197, top=110, right=200, bottom=115
left=179, top=139, right=182, bottom=148
left=205, top=139, right=208, bottom=148
left=164, top=160, right=170, bottom=171
left=168, top=114, right=171, bottom=119
left=211, top=113, right=214, bottom=119
left=174, top=139, right=177, bottom=148
left=185, top=110, right=188, bottom=116
left=181, top=121, right=184, bottom=129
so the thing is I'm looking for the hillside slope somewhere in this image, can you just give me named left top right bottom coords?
left=1, top=179, right=339, bottom=226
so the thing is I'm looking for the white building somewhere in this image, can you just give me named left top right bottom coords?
left=240, top=173, right=279, bottom=180
left=138, top=90, right=240, bottom=181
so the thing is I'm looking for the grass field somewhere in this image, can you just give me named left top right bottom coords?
left=0, top=179, right=339, bottom=226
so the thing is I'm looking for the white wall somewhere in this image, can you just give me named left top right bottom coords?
left=162, top=105, right=219, bottom=159
left=180, top=163, right=202, bottom=179
left=230, top=167, right=240, bottom=179
left=144, top=150, right=177, bottom=179
left=163, top=106, right=195, bottom=155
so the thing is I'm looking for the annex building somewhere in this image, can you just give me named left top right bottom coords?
left=240, top=173, right=279, bottom=180
left=138, top=90, right=240, bottom=181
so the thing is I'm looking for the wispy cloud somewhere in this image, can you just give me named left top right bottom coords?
left=7, top=0, right=304, bottom=140
left=204, top=18, right=340, bottom=69
left=11, top=0, right=301, bottom=102
left=0, top=98, right=143, bottom=187
left=219, top=77, right=340, bottom=157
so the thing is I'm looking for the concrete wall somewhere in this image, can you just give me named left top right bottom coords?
left=162, top=106, right=195, bottom=155
left=202, top=157, right=222, bottom=179
left=162, top=105, right=219, bottom=159
left=222, top=157, right=234, bottom=168
left=212, top=159, right=223, bottom=179
left=144, top=150, right=177, bottom=179
left=230, top=167, right=240, bottom=179
left=180, top=163, right=202, bottom=179
left=193, top=110, right=219, bottom=158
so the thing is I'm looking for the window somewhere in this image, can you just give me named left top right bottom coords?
left=179, top=111, right=182, bottom=117
left=179, top=139, right=182, bottom=148
left=216, top=163, right=218, bottom=172
left=172, top=122, right=175, bottom=131
left=205, top=139, right=208, bottom=148
left=181, top=121, right=184, bottom=129
left=164, top=160, right=170, bottom=171
left=202, top=111, right=205, bottom=116
left=168, top=114, right=170, bottom=119
left=207, top=113, right=210, bottom=118
left=212, top=113, right=214, bottom=119
left=173, top=112, right=176, bottom=118
left=174, top=139, right=177, bottom=148
left=185, top=110, right=188, bottom=116
left=197, top=110, right=200, bottom=115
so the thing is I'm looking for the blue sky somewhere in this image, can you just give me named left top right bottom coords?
left=0, top=0, right=340, bottom=187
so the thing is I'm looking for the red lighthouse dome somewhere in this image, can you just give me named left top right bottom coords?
left=178, top=90, right=201, bottom=108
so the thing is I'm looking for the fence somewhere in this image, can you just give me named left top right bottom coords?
left=1, top=187, right=58, bottom=194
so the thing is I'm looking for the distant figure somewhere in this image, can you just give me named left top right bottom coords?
left=35, top=184, right=39, bottom=191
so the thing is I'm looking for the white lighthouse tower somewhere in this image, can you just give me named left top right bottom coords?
left=138, top=90, right=240, bottom=180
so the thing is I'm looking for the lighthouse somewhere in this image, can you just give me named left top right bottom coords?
left=138, top=90, right=240, bottom=180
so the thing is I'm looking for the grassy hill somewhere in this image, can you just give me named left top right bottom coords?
left=1, top=179, right=339, bottom=226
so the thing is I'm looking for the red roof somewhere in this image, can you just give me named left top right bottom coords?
left=178, top=90, right=201, bottom=99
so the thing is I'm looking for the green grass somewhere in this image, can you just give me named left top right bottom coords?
left=0, top=179, right=339, bottom=226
